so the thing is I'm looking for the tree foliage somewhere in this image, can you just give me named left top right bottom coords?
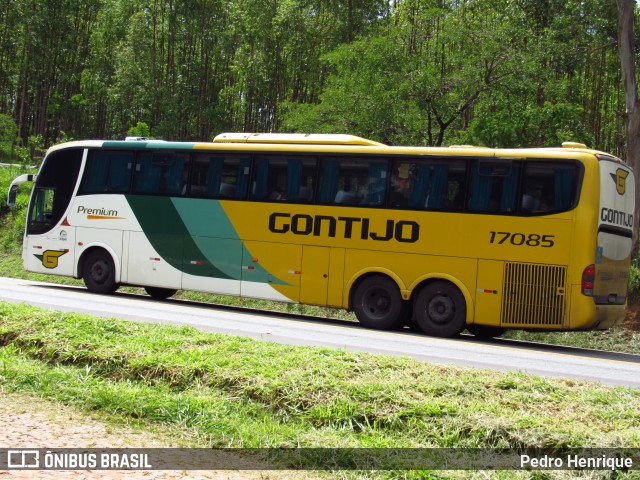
left=0, top=0, right=636, bottom=156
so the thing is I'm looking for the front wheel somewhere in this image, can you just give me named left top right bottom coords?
left=352, top=275, right=404, bottom=330
left=413, top=281, right=466, bottom=338
left=82, top=250, right=118, bottom=294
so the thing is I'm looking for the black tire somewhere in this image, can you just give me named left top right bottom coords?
left=352, top=275, right=404, bottom=330
left=466, top=324, right=506, bottom=339
left=414, top=281, right=466, bottom=337
left=144, top=286, right=177, bottom=300
left=82, top=249, right=118, bottom=294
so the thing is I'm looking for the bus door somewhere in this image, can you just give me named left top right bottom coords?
left=299, top=246, right=346, bottom=307
left=300, top=246, right=330, bottom=306
left=24, top=185, right=77, bottom=276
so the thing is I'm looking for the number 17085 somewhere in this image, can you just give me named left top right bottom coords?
left=489, top=231, right=555, bottom=248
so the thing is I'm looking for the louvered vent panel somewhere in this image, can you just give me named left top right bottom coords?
left=501, top=262, right=567, bottom=326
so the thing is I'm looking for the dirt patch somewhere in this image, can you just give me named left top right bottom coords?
left=0, top=391, right=311, bottom=480
left=625, top=303, right=640, bottom=332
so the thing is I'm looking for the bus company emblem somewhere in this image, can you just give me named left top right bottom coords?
left=610, top=168, right=629, bottom=195
left=35, top=250, right=67, bottom=269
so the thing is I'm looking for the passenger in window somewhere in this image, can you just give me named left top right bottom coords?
left=446, top=184, right=464, bottom=210
left=521, top=194, right=537, bottom=212
left=535, top=199, right=552, bottom=213
left=299, top=186, right=313, bottom=202
left=389, top=188, right=408, bottom=207
left=389, top=173, right=408, bottom=208
left=532, top=189, right=553, bottom=213
left=335, top=179, right=358, bottom=204
left=396, top=163, right=411, bottom=189
left=269, top=187, right=286, bottom=201
left=388, top=163, right=410, bottom=207
left=219, top=183, right=236, bottom=197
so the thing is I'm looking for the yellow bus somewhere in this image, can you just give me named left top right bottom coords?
left=7, top=133, right=635, bottom=338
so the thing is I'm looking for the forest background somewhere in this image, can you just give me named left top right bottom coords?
left=0, top=0, right=635, bottom=159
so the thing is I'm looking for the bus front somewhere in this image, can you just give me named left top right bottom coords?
left=11, top=144, right=84, bottom=277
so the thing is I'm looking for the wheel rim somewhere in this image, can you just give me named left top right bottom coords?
left=363, top=287, right=391, bottom=319
left=427, top=294, right=454, bottom=325
left=90, top=259, right=109, bottom=284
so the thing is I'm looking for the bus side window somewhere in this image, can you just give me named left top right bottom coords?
left=133, top=153, right=189, bottom=196
left=190, top=154, right=250, bottom=199
left=165, top=153, right=189, bottom=196
left=391, top=159, right=466, bottom=211
left=250, top=155, right=316, bottom=202
left=468, top=160, right=519, bottom=214
left=80, top=151, right=133, bottom=194
left=318, top=156, right=388, bottom=206
left=520, top=161, right=579, bottom=214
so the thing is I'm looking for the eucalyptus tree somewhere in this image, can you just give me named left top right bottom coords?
left=617, top=0, right=640, bottom=247
left=8, top=0, right=102, bottom=143
left=282, top=0, right=526, bottom=146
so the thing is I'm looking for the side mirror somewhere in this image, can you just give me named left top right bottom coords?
left=7, top=184, right=18, bottom=207
left=6, top=174, right=35, bottom=207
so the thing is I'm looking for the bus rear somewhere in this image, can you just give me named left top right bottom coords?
left=584, top=157, right=635, bottom=328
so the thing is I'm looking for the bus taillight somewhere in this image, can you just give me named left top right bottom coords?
left=582, top=264, right=595, bottom=296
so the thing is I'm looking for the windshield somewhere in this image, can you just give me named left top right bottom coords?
left=27, top=148, right=83, bottom=235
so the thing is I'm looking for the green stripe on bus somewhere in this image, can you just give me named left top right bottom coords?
left=171, top=198, right=289, bottom=285
left=125, top=196, right=234, bottom=279
left=125, top=196, right=289, bottom=285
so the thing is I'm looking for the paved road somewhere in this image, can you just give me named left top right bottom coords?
left=1, top=276, right=639, bottom=389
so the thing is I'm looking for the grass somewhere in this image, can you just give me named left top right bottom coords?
left=0, top=301, right=639, bottom=478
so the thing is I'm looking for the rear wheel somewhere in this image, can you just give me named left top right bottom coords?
left=414, top=281, right=466, bottom=337
left=352, top=275, right=404, bottom=330
left=144, top=287, right=177, bottom=300
left=82, top=250, right=118, bottom=294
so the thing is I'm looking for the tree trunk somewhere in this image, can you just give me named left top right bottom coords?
left=617, top=0, right=640, bottom=247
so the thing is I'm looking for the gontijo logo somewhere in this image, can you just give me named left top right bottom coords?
left=269, top=212, right=420, bottom=243
left=35, top=250, right=67, bottom=269
left=610, top=168, right=630, bottom=195
left=77, top=206, right=124, bottom=220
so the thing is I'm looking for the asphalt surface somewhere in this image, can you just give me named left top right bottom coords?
left=1, top=276, right=639, bottom=389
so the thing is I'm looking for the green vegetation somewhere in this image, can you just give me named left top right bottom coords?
left=0, top=0, right=631, bottom=156
left=0, top=302, right=639, bottom=476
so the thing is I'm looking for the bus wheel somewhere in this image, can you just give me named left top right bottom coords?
left=414, top=281, right=466, bottom=338
left=144, top=287, right=177, bottom=300
left=353, top=275, right=404, bottom=330
left=82, top=250, right=118, bottom=294
left=466, top=325, right=506, bottom=339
